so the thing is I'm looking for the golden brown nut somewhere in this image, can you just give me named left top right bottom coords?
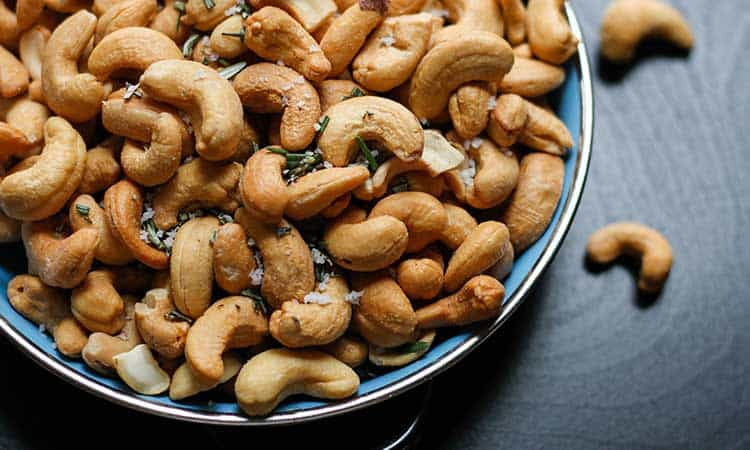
left=416, top=275, right=504, bottom=328
left=430, top=0, right=504, bottom=46
left=170, top=216, right=219, bottom=319
left=0, top=45, right=29, bottom=98
left=320, top=4, right=383, bottom=77
left=209, top=15, right=246, bottom=59
left=134, top=288, right=190, bottom=359
left=370, top=191, right=447, bottom=253
left=213, top=223, right=255, bottom=294
left=71, top=270, right=126, bottom=334
left=351, top=271, right=417, bottom=348
left=320, top=335, right=368, bottom=368
left=285, top=166, right=370, bottom=221
left=78, top=137, right=122, bottom=194
left=181, top=0, right=235, bottom=30
left=448, top=81, right=495, bottom=140
left=487, top=93, right=527, bottom=147
left=526, top=0, right=578, bottom=64
left=95, top=0, right=158, bottom=44
left=69, top=194, right=134, bottom=266
left=500, top=0, right=526, bottom=46
left=88, top=27, right=183, bottom=81
left=239, top=148, right=288, bottom=225
left=444, top=221, right=511, bottom=292
left=82, top=295, right=142, bottom=375
left=498, top=57, right=566, bottom=98
left=150, top=0, right=192, bottom=44
left=396, top=247, right=444, bottom=301
left=249, top=0, right=337, bottom=32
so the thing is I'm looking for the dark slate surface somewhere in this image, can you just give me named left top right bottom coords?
left=1, top=1, right=748, bottom=449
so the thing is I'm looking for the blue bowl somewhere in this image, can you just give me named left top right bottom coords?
left=0, top=4, right=593, bottom=425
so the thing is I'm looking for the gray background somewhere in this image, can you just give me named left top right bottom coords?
left=1, top=0, right=748, bottom=448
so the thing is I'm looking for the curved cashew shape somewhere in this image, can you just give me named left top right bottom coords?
left=140, top=59, right=243, bottom=161
left=285, top=166, right=370, bottom=220
left=320, top=193, right=351, bottom=219
left=431, top=0, right=504, bottom=46
left=170, top=216, right=219, bottom=319
left=239, top=148, right=288, bottom=224
left=243, top=7, right=331, bottom=82
left=487, top=93, right=527, bottom=148
left=370, top=192, right=447, bottom=253
left=213, top=223, right=255, bottom=294
left=320, top=335, right=368, bottom=368
left=152, top=158, right=242, bottom=229
left=69, top=194, right=134, bottom=265
left=95, top=0, right=157, bottom=44
left=0, top=2, right=18, bottom=49
left=119, top=116, right=182, bottom=187
left=181, top=0, right=235, bottom=31
left=7, top=275, right=88, bottom=358
left=527, top=0, right=578, bottom=64
left=270, top=275, right=352, bottom=348
left=601, top=0, right=693, bottom=64
left=235, top=348, right=359, bottom=416
left=249, top=0, right=337, bottom=32
left=351, top=271, right=417, bottom=348
left=320, top=3, right=383, bottom=77
left=18, top=25, right=49, bottom=82
left=78, top=136, right=122, bottom=194
left=185, top=296, right=269, bottom=384
left=233, top=63, right=321, bottom=151
left=0, top=45, right=29, bottom=98
left=498, top=57, right=566, bottom=98
left=104, top=179, right=169, bottom=269
left=416, top=275, right=504, bottom=328
left=134, top=288, right=190, bottom=359
left=500, top=0, right=526, bottom=46
left=71, top=270, right=126, bottom=334
left=396, top=247, right=444, bottom=301
left=82, top=295, right=142, bottom=374
left=587, top=222, right=673, bottom=293
left=444, top=220, right=511, bottom=292
left=209, top=15, right=246, bottom=59
left=235, top=208, right=316, bottom=309
left=352, top=12, right=436, bottom=93
left=0, top=123, right=34, bottom=164
left=150, top=0, right=192, bottom=44
left=88, top=27, right=182, bottom=81
left=324, top=206, right=408, bottom=272
left=408, top=31, right=513, bottom=120
left=369, top=329, right=436, bottom=367
left=318, top=96, right=423, bottom=166
left=448, top=81, right=495, bottom=139
left=317, top=80, right=367, bottom=114
left=500, top=152, right=564, bottom=253
left=0, top=117, right=86, bottom=221
left=170, top=352, right=242, bottom=400
left=352, top=157, right=423, bottom=201
left=519, top=99, right=573, bottom=156
left=1, top=95, right=49, bottom=157
left=42, top=11, right=107, bottom=123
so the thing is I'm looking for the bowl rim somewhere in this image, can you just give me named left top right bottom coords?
left=0, top=2, right=594, bottom=426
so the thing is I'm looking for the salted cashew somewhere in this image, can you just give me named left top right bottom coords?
left=369, top=329, right=436, bottom=367
left=185, top=296, right=269, bottom=384
left=324, top=206, right=408, bottom=272
left=351, top=271, right=418, bottom=347
left=0, top=210, right=20, bottom=243
left=181, top=0, right=235, bottom=31
left=320, top=335, right=368, bottom=368
left=352, top=157, right=421, bottom=201
left=403, top=172, right=446, bottom=197
left=315, top=80, right=363, bottom=114
left=243, top=7, right=331, bottom=82
left=318, top=96, right=423, bottom=166
left=519, top=99, right=573, bottom=156
left=2, top=95, right=49, bottom=156
left=416, top=275, right=504, bottom=328
left=527, top=0, right=578, bottom=64
left=7, top=275, right=88, bottom=358
left=71, top=270, right=126, bottom=334
left=150, top=0, right=192, bottom=44
left=233, top=63, right=321, bottom=151
left=500, top=152, right=564, bottom=253
left=69, top=194, right=134, bottom=265
left=320, top=3, right=384, bottom=77
left=170, top=216, right=219, bottom=319
left=95, top=0, right=157, bottom=44
left=487, top=93, right=527, bottom=147
left=113, top=344, right=171, bottom=395
left=88, top=27, right=182, bottom=81
left=444, top=221, right=511, bottom=292
left=21, top=218, right=99, bottom=289
left=0, top=44, right=29, bottom=98
left=498, top=57, right=566, bottom=98
left=448, top=81, right=495, bottom=139
left=370, top=192, right=447, bottom=253
left=140, top=60, right=243, bottom=161
left=78, top=136, right=122, bottom=194
left=285, top=166, right=370, bottom=220
left=170, top=352, right=242, bottom=400
left=134, top=288, right=190, bottom=359
left=601, top=0, right=693, bottom=64
left=430, top=0, right=503, bottom=47
left=396, top=247, right=444, bottom=301
left=408, top=31, right=513, bottom=120
left=320, top=193, right=351, bottom=219
left=209, top=15, right=246, bottom=59
left=104, top=179, right=169, bottom=269
left=500, top=0, right=526, bottom=46
left=352, top=12, right=437, bottom=93
left=213, top=223, right=255, bottom=294
left=239, top=148, right=288, bottom=224
left=235, top=208, right=316, bottom=309
left=82, top=295, right=142, bottom=375
left=587, top=222, right=673, bottom=293
left=270, top=275, right=352, bottom=348
left=152, top=158, right=242, bottom=229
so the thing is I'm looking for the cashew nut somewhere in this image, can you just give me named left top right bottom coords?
left=351, top=271, right=418, bottom=347
left=170, top=216, right=219, bottom=319
left=0, top=2, right=18, bottom=49
left=320, top=193, right=351, bottom=219
left=526, top=0, right=578, bottom=64
left=0, top=123, right=32, bottom=164
left=498, top=57, right=566, bottom=98
left=15, top=0, right=44, bottom=32
left=487, top=93, right=526, bottom=147
left=513, top=42, right=533, bottom=58
left=181, top=0, right=236, bottom=31
left=430, top=0, right=504, bottom=47
left=500, top=0, right=526, bottom=46
left=88, top=27, right=183, bottom=81
left=150, top=0, right=192, bottom=44
left=249, top=0, right=337, bottom=32
left=444, top=220, right=511, bottom=292
left=70, top=270, right=126, bottom=334
left=587, top=222, right=673, bottom=293
left=370, top=191, right=447, bottom=253
left=396, top=247, right=444, bottom=301
left=95, top=0, right=157, bottom=44
left=82, top=295, right=142, bottom=374
left=134, top=288, right=190, bottom=359
left=43, top=0, right=90, bottom=13
left=416, top=275, right=504, bottom=328
left=316, top=79, right=367, bottom=113
left=213, top=223, right=255, bottom=294
left=1, top=95, right=49, bottom=157
left=78, top=136, right=122, bottom=194
left=518, top=98, right=573, bottom=156
left=285, top=166, right=370, bottom=220
left=170, top=352, right=242, bottom=400
left=239, top=148, right=288, bottom=224
left=0, top=44, right=29, bottom=98
left=209, top=15, right=246, bottom=59
left=69, top=194, right=134, bottom=265
left=320, top=335, right=368, bottom=368
left=448, top=81, right=495, bottom=139
left=320, top=3, right=384, bottom=77
left=113, top=344, right=171, bottom=395
left=369, top=329, right=436, bottom=367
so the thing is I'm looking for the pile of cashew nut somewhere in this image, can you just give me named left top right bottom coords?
left=1, top=0, right=582, bottom=416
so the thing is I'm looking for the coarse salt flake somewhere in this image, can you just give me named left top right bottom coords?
left=458, top=158, right=477, bottom=186
left=345, top=290, right=363, bottom=305
left=303, top=292, right=332, bottom=304
left=487, top=96, right=497, bottom=111
left=470, top=137, right=483, bottom=148
left=276, top=60, right=285, bottom=66
left=379, top=35, right=395, bottom=47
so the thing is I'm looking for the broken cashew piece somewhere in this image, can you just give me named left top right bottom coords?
left=444, top=221, right=511, bottom=292
left=170, top=352, right=242, bottom=400
left=170, top=216, right=220, bottom=319
left=113, top=344, right=171, bottom=395
left=249, top=0, right=337, bottom=32
left=416, top=275, right=504, bottom=328
left=134, top=288, right=191, bottom=359
left=369, top=330, right=436, bottom=367
left=82, top=295, right=142, bottom=375
left=526, top=0, right=579, bottom=64
left=70, top=270, right=126, bottom=334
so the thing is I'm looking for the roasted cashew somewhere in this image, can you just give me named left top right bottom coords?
left=213, top=223, right=255, bottom=294
left=0, top=44, right=29, bottom=98
left=352, top=157, right=421, bottom=201
left=1, top=95, right=49, bottom=157
left=0, top=1, right=18, bottom=49
left=235, top=207, right=315, bottom=309
left=69, top=194, right=134, bottom=265
left=104, top=179, right=169, bottom=269
left=250, top=0, right=337, bottom=32
left=513, top=42, right=533, bottom=58
left=78, top=136, right=122, bottom=194
left=149, top=0, right=192, bottom=44
left=409, top=31, right=513, bottom=120
left=316, top=79, right=365, bottom=112
left=95, top=0, right=157, bottom=44
left=209, top=15, right=246, bottom=59
left=320, top=3, right=384, bottom=77
left=7, top=275, right=88, bottom=358
left=239, top=148, right=288, bottom=224
left=152, top=158, right=242, bottom=229
left=448, top=81, right=495, bottom=139
left=403, top=172, right=446, bottom=197
left=285, top=166, right=370, bottom=220
left=88, top=27, right=182, bottom=81
left=170, top=217, right=219, bottom=319
left=324, top=206, right=408, bottom=272
left=352, top=12, right=437, bottom=93
left=0, top=123, right=31, bottom=164
left=351, top=271, right=418, bottom=348
left=43, top=0, right=90, bottom=13
left=487, top=93, right=526, bottom=147
left=320, top=193, right=351, bottom=219
left=71, top=270, right=126, bottom=334
left=185, top=296, right=269, bottom=384
left=233, top=63, right=321, bottom=151
left=320, top=335, right=368, bottom=368
left=527, top=0, right=578, bottom=64
left=113, top=344, right=171, bottom=395
left=244, top=6, right=331, bottom=82
left=82, top=295, right=142, bottom=374
left=430, top=0, right=503, bottom=47
left=498, top=57, right=566, bottom=98
left=181, top=0, right=235, bottom=31
left=416, top=275, right=504, bottom=328
left=600, top=0, right=693, bottom=64
left=369, top=329, right=436, bottom=367
left=500, top=0, right=526, bottom=46
left=444, top=220, right=511, bottom=292
left=42, top=11, right=107, bottom=123
left=318, top=96, right=423, bottom=166
left=0, top=210, right=20, bottom=243
left=370, top=191, right=447, bottom=253
left=134, top=288, right=190, bottom=359
left=140, top=59, right=243, bottom=161
left=230, top=114, right=263, bottom=163
left=587, top=222, right=673, bottom=293
left=518, top=99, right=573, bottom=156
left=170, top=352, right=242, bottom=400
left=396, top=247, right=444, bottom=301
left=235, top=348, right=359, bottom=416
left=500, top=152, right=564, bottom=253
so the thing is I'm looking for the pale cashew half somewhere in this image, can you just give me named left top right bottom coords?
left=448, top=81, right=496, bottom=140
left=500, top=0, right=526, bottom=46
left=170, top=216, right=219, bottom=319
left=134, top=288, right=190, bottom=359
left=351, top=271, right=418, bottom=348
left=239, top=148, right=288, bottom=225
left=409, top=31, right=513, bottom=120
left=498, top=57, right=566, bottom=98
left=244, top=7, right=331, bottom=82
left=140, top=59, right=243, bottom=161
left=235, top=348, right=359, bottom=416
left=82, top=295, right=142, bottom=375
left=42, top=11, right=107, bottom=123
left=320, top=335, right=368, bottom=368
left=170, top=352, right=242, bottom=400
left=320, top=3, right=384, bottom=77
left=526, top=0, right=578, bottom=64
left=7, top=275, right=88, bottom=358
left=587, top=222, right=673, bottom=293
left=78, top=136, right=122, bottom=194
left=185, top=296, right=269, bottom=384
left=370, top=192, right=447, bottom=253
left=0, top=44, right=29, bottom=98
left=233, top=63, right=321, bottom=151
left=369, top=329, right=436, bottom=367
left=71, top=270, right=126, bottom=334
left=113, top=344, right=171, bottom=395
left=396, top=247, right=444, bottom=301
left=69, top=194, right=134, bottom=265
left=213, top=223, right=255, bottom=294
left=416, top=275, right=504, bottom=328
left=444, top=220, right=511, bottom=292
left=285, top=166, right=370, bottom=220
left=88, top=27, right=182, bottom=81
left=430, top=0, right=504, bottom=46
left=249, top=0, right=337, bottom=32
left=600, top=0, right=693, bottom=64
left=318, top=96, right=423, bottom=166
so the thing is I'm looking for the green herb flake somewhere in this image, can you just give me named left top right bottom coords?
left=394, top=341, right=430, bottom=354
left=221, top=29, right=246, bottom=40
left=75, top=204, right=92, bottom=223
left=218, top=61, right=247, bottom=80
left=209, top=230, right=217, bottom=245
left=390, top=176, right=409, bottom=193
left=143, top=219, right=166, bottom=251
left=218, top=58, right=231, bottom=67
left=267, top=147, right=288, bottom=156
left=174, top=1, right=185, bottom=32
left=355, top=135, right=378, bottom=172
left=241, top=289, right=269, bottom=315
left=342, top=87, right=364, bottom=100
left=203, top=0, right=215, bottom=9
left=276, top=226, right=292, bottom=237
left=317, top=115, right=330, bottom=134
left=182, top=33, right=201, bottom=58
left=251, top=141, right=260, bottom=154
left=164, top=310, right=194, bottom=324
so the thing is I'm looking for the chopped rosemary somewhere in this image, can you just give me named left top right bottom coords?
left=75, top=204, right=92, bottom=223
left=393, top=341, right=430, bottom=354
left=143, top=219, right=167, bottom=251
left=355, top=135, right=378, bottom=172
left=182, top=33, right=201, bottom=58
left=241, top=289, right=269, bottom=315
left=284, top=149, right=324, bottom=181
left=209, top=229, right=217, bottom=245
left=342, top=87, right=365, bottom=100
left=164, top=309, right=193, bottom=324
left=203, top=0, right=215, bottom=9
left=390, top=176, right=409, bottom=193
left=276, top=226, right=292, bottom=237
left=123, top=82, right=142, bottom=100
left=218, top=58, right=231, bottom=67
left=218, top=61, right=247, bottom=80
left=317, top=115, right=330, bottom=134
left=174, top=0, right=185, bottom=32
left=252, top=141, right=260, bottom=154
left=221, top=29, right=246, bottom=40
left=268, top=147, right=288, bottom=156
